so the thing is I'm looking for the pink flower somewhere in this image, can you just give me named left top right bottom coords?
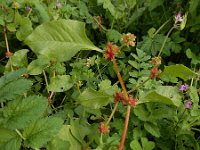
left=185, top=101, right=192, bottom=109
left=180, top=84, right=189, bottom=91
left=175, top=12, right=183, bottom=24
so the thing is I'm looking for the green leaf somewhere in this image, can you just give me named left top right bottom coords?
left=130, top=139, right=142, bottom=150
left=141, top=137, right=155, bottom=150
left=97, top=0, right=122, bottom=19
left=23, top=117, right=63, bottom=148
left=189, top=0, right=200, bottom=17
left=148, top=27, right=156, bottom=38
left=2, top=95, right=48, bottom=129
left=0, top=78, right=32, bottom=103
left=27, top=55, right=50, bottom=75
left=0, top=127, right=21, bottom=150
left=141, top=86, right=181, bottom=106
left=47, top=138, right=70, bottom=150
left=190, top=86, right=200, bottom=116
left=5, top=49, right=29, bottom=72
left=47, top=75, right=74, bottom=92
left=76, top=88, right=112, bottom=109
left=186, top=49, right=200, bottom=65
left=16, top=17, right=33, bottom=41
left=160, top=64, right=196, bottom=81
left=55, top=125, right=82, bottom=150
left=25, top=19, right=102, bottom=62
left=144, top=122, right=160, bottom=137
left=106, top=29, right=122, bottom=43
left=98, top=79, right=119, bottom=95
left=0, top=68, right=27, bottom=88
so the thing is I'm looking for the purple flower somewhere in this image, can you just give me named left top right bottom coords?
left=180, top=84, right=189, bottom=91
left=175, top=12, right=183, bottom=23
left=185, top=101, right=192, bottom=109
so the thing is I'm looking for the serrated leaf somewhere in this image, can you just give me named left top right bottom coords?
left=0, top=127, right=21, bottom=150
left=160, top=64, right=196, bottom=81
left=25, top=19, right=102, bottom=62
left=97, top=0, right=122, bottom=19
left=148, top=28, right=156, bottom=38
left=2, top=95, right=48, bottom=129
left=5, top=49, right=29, bottom=72
left=47, top=75, right=74, bottom=92
left=130, top=139, right=142, bottom=150
left=0, top=78, right=32, bottom=102
left=56, top=125, right=82, bottom=150
left=98, top=79, right=119, bottom=95
left=186, top=49, right=200, bottom=65
left=144, top=122, right=160, bottom=137
left=106, top=29, right=122, bottom=43
left=141, top=137, right=155, bottom=150
left=0, top=68, right=27, bottom=89
left=23, top=117, right=63, bottom=148
left=134, top=104, right=150, bottom=121
left=76, top=88, right=112, bottom=109
left=16, top=17, right=33, bottom=41
left=27, top=55, right=50, bottom=75
left=128, top=60, right=139, bottom=69
left=141, top=86, right=181, bottom=106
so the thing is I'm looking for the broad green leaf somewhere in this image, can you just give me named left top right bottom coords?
left=23, top=117, right=63, bottom=148
left=5, top=49, right=29, bottom=72
left=27, top=55, right=50, bottom=75
left=2, top=96, right=48, bottom=129
left=130, top=139, right=142, bottom=150
left=0, top=79, right=32, bottom=103
left=76, top=88, right=112, bottom=109
left=160, top=64, right=196, bottom=81
left=144, top=122, right=160, bottom=137
left=47, top=75, right=73, bottom=92
left=141, top=86, right=181, bottom=106
left=141, top=137, right=155, bottom=150
left=180, top=12, right=188, bottom=30
left=0, top=127, right=21, bottom=150
left=25, top=19, right=102, bottom=62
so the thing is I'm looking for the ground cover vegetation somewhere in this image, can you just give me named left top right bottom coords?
left=0, top=0, right=200, bottom=150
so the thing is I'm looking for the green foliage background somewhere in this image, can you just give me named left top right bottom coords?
left=0, top=0, right=200, bottom=150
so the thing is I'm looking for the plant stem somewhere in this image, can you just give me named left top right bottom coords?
left=112, top=58, right=130, bottom=150
left=4, top=27, right=10, bottom=53
left=158, top=26, right=175, bottom=56
left=152, top=19, right=170, bottom=38
left=112, top=59, right=128, bottom=99
left=127, top=77, right=151, bottom=94
left=15, top=129, right=26, bottom=140
left=106, top=102, right=119, bottom=125
left=118, top=105, right=131, bottom=150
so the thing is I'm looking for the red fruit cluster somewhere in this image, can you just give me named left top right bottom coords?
left=114, top=92, right=137, bottom=107
left=104, top=42, right=120, bottom=60
left=150, top=67, right=160, bottom=78
left=98, top=122, right=110, bottom=134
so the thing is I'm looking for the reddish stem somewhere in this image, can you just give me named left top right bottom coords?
left=3, top=27, right=10, bottom=53
left=118, top=105, right=131, bottom=150
left=112, top=58, right=131, bottom=150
